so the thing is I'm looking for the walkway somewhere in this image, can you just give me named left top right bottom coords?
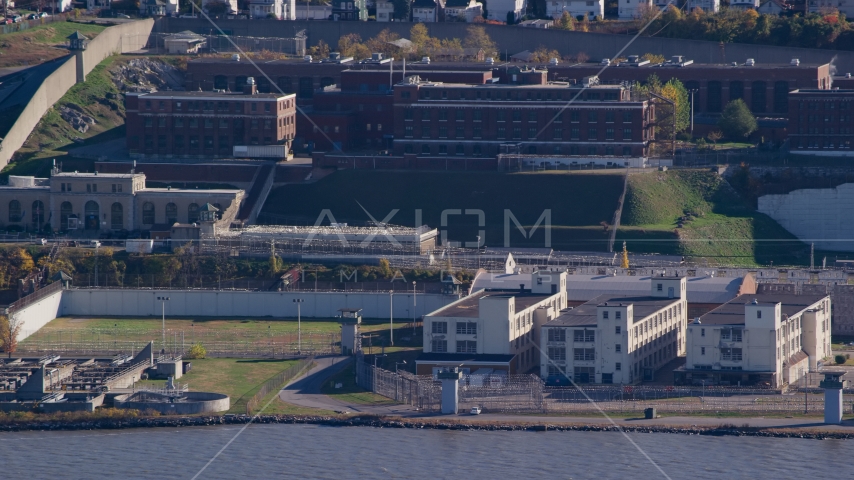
left=278, top=356, right=417, bottom=415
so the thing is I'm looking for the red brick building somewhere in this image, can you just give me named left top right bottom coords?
left=787, top=89, right=854, bottom=153
left=125, top=83, right=296, bottom=158
left=391, top=72, right=654, bottom=163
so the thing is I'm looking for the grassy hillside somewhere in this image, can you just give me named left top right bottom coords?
left=262, top=170, right=626, bottom=251
left=617, top=169, right=810, bottom=266
left=0, top=21, right=105, bottom=68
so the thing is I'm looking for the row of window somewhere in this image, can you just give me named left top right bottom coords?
left=211, top=75, right=323, bottom=98
left=143, top=98, right=289, bottom=113
left=141, top=117, right=290, bottom=129
left=799, top=128, right=854, bottom=134
left=692, top=80, right=789, bottom=114
left=417, top=88, right=622, bottom=102
left=406, top=125, right=636, bottom=142
left=800, top=100, right=852, bottom=110
left=430, top=339, right=476, bottom=353
left=57, top=182, right=122, bottom=194
left=430, top=321, right=478, bottom=335
left=402, top=143, right=636, bottom=157
left=140, top=135, right=277, bottom=150
left=404, top=108, right=636, bottom=123
left=795, top=140, right=854, bottom=149
left=140, top=202, right=221, bottom=225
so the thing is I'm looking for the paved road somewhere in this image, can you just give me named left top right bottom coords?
left=279, top=355, right=418, bottom=416
left=278, top=356, right=854, bottom=431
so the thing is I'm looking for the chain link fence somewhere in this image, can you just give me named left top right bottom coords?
left=245, top=356, right=314, bottom=414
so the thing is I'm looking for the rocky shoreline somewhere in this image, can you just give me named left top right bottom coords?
left=0, top=414, right=852, bottom=440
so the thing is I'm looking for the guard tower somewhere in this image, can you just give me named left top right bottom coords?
left=338, top=308, right=362, bottom=355
left=198, top=203, right=219, bottom=237
left=67, top=31, right=88, bottom=84
left=820, top=371, right=847, bottom=424
left=437, top=367, right=463, bottom=414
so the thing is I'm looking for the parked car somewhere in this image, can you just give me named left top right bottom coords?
left=27, top=13, right=38, bottom=19
left=2, top=18, right=12, bottom=24
left=8, top=15, right=22, bottom=23
left=32, top=238, right=47, bottom=245
left=117, top=13, right=130, bottom=18
left=39, top=12, right=49, bottom=18
left=470, top=406, right=482, bottom=415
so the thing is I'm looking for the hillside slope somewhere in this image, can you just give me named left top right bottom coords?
left=618, top=169, right=810, bottom=266
left=262, top=170, right=626, bottom=252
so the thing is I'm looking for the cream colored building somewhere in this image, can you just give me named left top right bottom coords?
left=677, top=293, right=832, bottom=388
left=418, top=271, right=567, bottom=375
left=0, top=172, right=243, bottom=234
left=541, top=276, right=688, bottom=384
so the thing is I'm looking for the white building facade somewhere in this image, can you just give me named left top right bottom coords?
left=485, top=0, right=526, bottom=22
left=619, top=0, right=653, bottom=19
left=250, top=0, right=283, bottom=18
left=546, top=0, right=603, bottom=19
left=423, top=271, right=567, bottom=373
left=729, top=0, right=760, bottom=8
left=376, top=0, right=394, bottom=20
left=444, top=0, right=484, bottom=21
left=412, top=0, right=439, bottom=22
left=680, top=294, right=832, bottom=387
left=541, top=276, right=688, bottom=384
left=686, top=0, right=719, bottom=11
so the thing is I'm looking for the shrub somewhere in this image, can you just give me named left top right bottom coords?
left=186, top=343, right=207, bottom=359
left=835, top=354, right=846, bottom=365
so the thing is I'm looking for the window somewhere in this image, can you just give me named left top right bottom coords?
left=573, top=348, right=595, bottom=361
left=547, top=347, right=566, bottom=361
left=615, top=344, right=621, bottom=353
left=615, top=312, right=622, bottom=320
left=456, top=340, right=477, bottom=353
left=512, top=111, right=521, bottom=122
left=553, top=128, right=562, bottom=140
left=571, top=128, right=580, bottom=140
left=757, top=310, right=762, bottom=319
left=588, top=111, right=597, bottom=122
left=497, top=127, right=506, bottom=139
left=615, top=326, right=621, bottom=334
left=615, top=362, right=621, bottom=371
left=110, top=202, right=123, bottom=230
left=721, top=348, right=743, bottom=361
left=603, top=311, right=609, bottom=319
left=574, top=330, right=595, bottom=342
left=431, top=321, right=447, bottom=334
left=701, top=328, right=705, bottom=337
left=657, top=283, right=662, bottom=291
left=8, top=200, right=21, bottom=222
left=606, top=128, right=615, bottom=140
left=456, top=110, right=465, bottom=121
left=142, top=202, right=155, bottom=225
left=456, top=322, right=477, bottom=335
left=456, top=126, right=465, bottom=138
left=571, top=111, right=580, bottom=122
left=605, top=111, right=615, bottom=122
left=548, top=329, right=566, bottom=342
left=528, top=111, right=537, bottom=122
left=432, top=339, right=447, bottom=352
left=588, top=128, right=597, bottom=140
left=701, top=347, right=705, bottom=355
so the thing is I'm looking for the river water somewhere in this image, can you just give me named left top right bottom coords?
left=1, top=423, right=851, bottom=479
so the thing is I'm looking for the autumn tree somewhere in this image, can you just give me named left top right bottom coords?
left=556, top=11, right=575, bottom=30
left=338, top=33, right=371, bottom=60
left=531, top=45, right=561, bottom=63
left=635, top=75, right=690, bottom=149
left=463, top=25, right=497, bottom=58
left=366, top=29, right=401, bottom=58
left=307, top=40, right=330, bottom=59
left=0, top=314, right=22, bottom=359
left=707, top=131, right=723, bottom=149
left=641, top=53, right=666, bottom=64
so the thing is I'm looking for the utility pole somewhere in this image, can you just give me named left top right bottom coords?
left=689, top=89, right=697, bottom=135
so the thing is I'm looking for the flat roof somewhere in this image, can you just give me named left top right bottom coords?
left=414, top=82, right=623, bottom=89
left=53, top=172, right=142, bottom=179
left=138, top=188, right=242, bottom=194
left=130, top=91, right=291, bottom=99
left=416, top=352, right=516, bottom=363
left=698, top=293, right=827, bottom=325
left=545, top=293, right=681, bottom=328
left=430, top=289, right=556, bottom=318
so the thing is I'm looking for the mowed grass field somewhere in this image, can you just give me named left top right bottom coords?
left=616, top=169, right=812, bottom=266
left=262, top=170, right=626, bottom=252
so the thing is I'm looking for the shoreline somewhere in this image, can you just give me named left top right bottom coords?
left=0, top=414, right=852, bottom=440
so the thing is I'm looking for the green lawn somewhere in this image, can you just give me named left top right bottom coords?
left=617, top=169, right=813, bottom=266
left=319, top=363, right=397, bottom=406
left=0, top=20, right=105, bottom=68
left=261, top=170, right=626, bottom=252
left=135, top=357, right=299, bottom=413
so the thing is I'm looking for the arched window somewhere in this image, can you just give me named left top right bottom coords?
left=214, top=75, right=228, bottom=90
left=277, top=76, right=292, bottom=93
left=60, top=201, right=73, bottom=230
left=8, top=200, right=21, bottom=222
left=111, top=202, right=123, bottom=230
left=165, top=203, right=178, bottom=224
left=142, top=202, right=155, bottom=225
left=188, top=203, right=200, bottom=223
left=32, top=200, right=45, bottom=228
left=84, top=201, right=100, bottom=230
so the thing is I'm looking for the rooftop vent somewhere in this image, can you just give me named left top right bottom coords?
left=232, top=54, right=240, bottom=62
left=372, top=52, right=383, bottom=61
left=423, top=56, right=431, bottom=64
left=790, top=58, right=800, bottom=66
left=329, top=52, right=341, bottom=61
left=549, top=57, right=559, bottom=65
left=304, top=55, right=312, bottom=62
left=600, top=58, right=611, bottom=66
left=485, top=57, right=493, bottom=65
left=745, top=58, right=755, bottom=66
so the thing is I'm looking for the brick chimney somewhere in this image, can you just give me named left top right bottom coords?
left=243, top=77, right=257, bottom=95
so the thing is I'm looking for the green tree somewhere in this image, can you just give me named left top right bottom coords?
left=186, top=343, right=207, bottom=359
left=392, top=0, right=410, bottom=20
left=718, top=99, right=758, bottom=139
left=463, top=25, right=497, bottom=58
left=204, top=0, right=230, bottom=15
left=378, top=258, right=392, bottom=278
left=307, top=40, right=330, bottom=59
left=557, top=11, right=574, bottom=30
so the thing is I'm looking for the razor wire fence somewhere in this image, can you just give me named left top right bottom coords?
left=18, top=328, right=340, bottom=358
left=355, top=355, right=441, bottom=412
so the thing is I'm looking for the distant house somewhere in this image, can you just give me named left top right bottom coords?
left=444, top=0, right=483, bottom=22
left=757, top=0, right=789, bottom=14
left=510, top=50, right=534, bottom=62
left=729, top=0, right=760, bottom=8
left=331, top=0, right=367, bottom=20
left=807, top=0, right=852, bottom=15
left=139, top=0, right=167, bottom=15
left=294, top=3, right=332, bottom=19
left=202, top=0, right=239, bottom=15
left=546, top=0, right=603, bottom=20
left=250, top=0, right=283, bottom=18
left=686, top=0, right=719, bottom=12
left=376, top=0, right=394, bottom=21
left=412, top=0, right=439, bottom=22
left=619, top=0, right=652, bottom=19
left=485, top=0, right=525, bottom=22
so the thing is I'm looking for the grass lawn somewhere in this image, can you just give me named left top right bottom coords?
left=134, top=357, right=299, bottom=413
left=0, top=20, right=105, bottom=68
left=261, top=169, right=626, bottom=252
left=617, top=169, right=811, bottom=266
left=319, top=363, right=397, bottom=406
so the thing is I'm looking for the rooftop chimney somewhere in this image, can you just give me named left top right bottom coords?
left=243, top=77, right=257, bottom=95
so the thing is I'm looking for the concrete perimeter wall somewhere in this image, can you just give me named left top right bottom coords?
left=10, top=288, right=63, bottom=342
left=160, top=18, right=854, bottom=72
left=60, top=288, right=458, bottom=319
left=758, top=183, right=854, bottom=252
left=0, top=19, right=154, bottom=170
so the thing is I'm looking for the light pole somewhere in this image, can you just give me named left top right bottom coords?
left=689, top=89, right=697, bottom=135
left=94, top=243, right=99, bottom=287
left=293, top=298, right=304, bottom=354
left=157, top=296, right=170, bottom=354
left=412, top=281, right=417, bottom=335
left=389, top=290, right=394, bottom=346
